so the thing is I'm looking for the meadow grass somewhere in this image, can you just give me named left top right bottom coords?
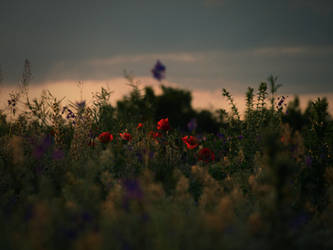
left=0, top=65, right=332, bottom=250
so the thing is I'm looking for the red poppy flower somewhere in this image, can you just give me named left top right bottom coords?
left=137, top=123, right=143, bottom=129
left=182, top=136, right=199, bottom=150
left=157, top=118, right=170, bottom=131
left=198, top=147, right=215, bottom=163
left=98, top=132, right=111, bottom=143
left=148, top=131, right=162, bottom=139
left=119, top=132, right=132, bottom=141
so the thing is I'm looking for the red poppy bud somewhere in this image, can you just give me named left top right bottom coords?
left=182, top=135, right=199, bottom=150
left=137, top=123, right=143, bottom=129
left=198, top=147, right=215, bottom=163
left=157, top=118, right=170, bottom=131
left=98, top=132, right=111, bottom=143
left=148, top=131, right=162, bottom=139
left=120, top=132, right=132, bottom=141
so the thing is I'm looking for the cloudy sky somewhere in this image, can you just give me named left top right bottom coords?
left=1, top=0, right=333, bottom=111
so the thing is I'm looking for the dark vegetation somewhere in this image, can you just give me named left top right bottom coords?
left=0, top=60, right=332, bottom=250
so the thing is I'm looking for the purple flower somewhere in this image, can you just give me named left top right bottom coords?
left=277, top=96, right=286, bottom=107
left=76, top=100, right=86, bottom=110
left=32, top=145, right=45, bottom=159
left=89, top=130, right=97, bottom=139
left=217, top=133, right=224, bottom=139
left=149, top=151, right=155, bottom=159
left=136, top=152, right=143, bottom=163
left=305, top=155, right=312, bottom=166
left=64, top=229, right=77, bottom=240
left=142, top=212, right=150, bottom=223
left=64, top=107, right=75, bottom=120
left=52, top=148, right=64, bottom=160
left=187, top=118, right=197, bottom=132
left=151, top=60, right=166, bottom=81
left=81, top=211, right=93, bottom=223
left=32, top=135, right=53, bottom=159
left=24, top=205, right=33, bottom=221
left=122, top=179, right=143, bottom=200
left=62, top=106, right=67, bottom=114
left=290, top=212, right=310, bottom=231
left=122, top=179, right=143, bottom=211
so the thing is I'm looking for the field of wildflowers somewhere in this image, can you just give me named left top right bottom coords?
left=0, top=60, right=332, bottom=250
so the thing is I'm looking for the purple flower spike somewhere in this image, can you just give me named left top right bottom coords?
left=305, top=155, right=312, bottom=166
left=290, top=212, right=310, bottom=231
left=122, top=179, right=143, bottom=200
left=32, top=145, right=45, bottom=159
left=32, top=135, right=53, bottom=159
left=52, top=148, right=64, bottom=160
left=122, top=179, right=143, bottom=211
left=136, top=152, right=143, bottom=163
left=151, top=60, right=166, bottom=81
left=187, top=118, right=197, bottom=132
left=76, top=100, right=86, bottom=110
left=217, top=133, right=224, bottom=139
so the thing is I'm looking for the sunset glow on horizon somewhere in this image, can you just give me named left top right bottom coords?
left=1, top=78, right=332, bottom=118
left=1, top=0, right=332, bottom=116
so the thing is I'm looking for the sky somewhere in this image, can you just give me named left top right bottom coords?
left=1, top=0, right=333, bottom=113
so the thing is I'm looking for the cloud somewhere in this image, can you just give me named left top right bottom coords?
left=30, top=52, right=203, bottom=84
left=204, top=0, right=225, bottom=7
left=88, top=52, right=200, bottom=67
left=290, top=0, right=333, bottom=14
left=2, top=44, right=332, bottom=98
left=252, top=46, right=333, bottom=56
